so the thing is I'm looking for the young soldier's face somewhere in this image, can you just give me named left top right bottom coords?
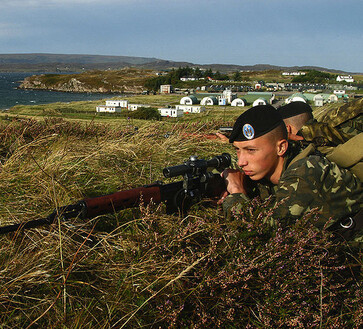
left=233, top=135, right=283, bottom=182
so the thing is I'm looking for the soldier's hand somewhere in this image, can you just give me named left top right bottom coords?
left=221, top=168, right=248, bottom=195
left=215, top=132, right=229, bottom=143
left=288, top=133, right=304, bottom=141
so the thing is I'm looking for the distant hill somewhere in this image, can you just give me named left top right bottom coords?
left=0, top=53, right=161, bottom=72
left=0, top=53, right=356, bottom=74
left=0, top=53, right=158, bottom=65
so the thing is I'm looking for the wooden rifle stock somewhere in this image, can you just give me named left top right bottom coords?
left=84, top=184, right=163, bottom=217
left=83, top=181, right=184, bottom=218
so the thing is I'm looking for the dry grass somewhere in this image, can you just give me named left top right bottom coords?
left=0, top=114, right=361, bottom=328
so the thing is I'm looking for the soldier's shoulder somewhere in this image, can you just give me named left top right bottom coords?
left=300, top=121, right=350, bottom=146
left=287, top=154, right=327, bottom=171
left=282, top=154, right=333, bottom=183
left=319, top=98, right=363, bottom=132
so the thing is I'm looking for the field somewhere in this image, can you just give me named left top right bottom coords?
left=0, top=97, right=362, bottom=328
left=6, top=95, right=244, bottom=125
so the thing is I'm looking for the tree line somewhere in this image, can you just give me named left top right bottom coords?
left=144, top=67, right=230, bottom=91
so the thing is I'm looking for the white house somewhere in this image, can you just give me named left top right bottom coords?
left=180, top=77, right=198, bottom=81
left=314, top=95, right=325, bottom=107
left=231, top=98, right=247, bottom=107
left=333, top=90, right=346, bottom=96
left=160, top=84, right=173, bottom=93
left=96, top=105, right=122, bottom=113
left=176, top=105, right=206, bottom=113
left=201, top=96, right=218, bottom=105
left=180, top=95, right=199, bottom=105
left=127, top=104, right=150, bottom=111
left=328, top=94, right=338, bottom=103
left=336, top=75, right=354, bottom=83
left=218, top=97, right=228, bottom=106
left=218, top=90, right=236, bottom=105
left=158, top=107, right=184, bottom=118
left=313, top=93, right=335, bottom=105
left=252, top=98, right=268, bottom=106
left=105, top=99, right=128, bottom=108
left=282, top=72, right=306, bottom=76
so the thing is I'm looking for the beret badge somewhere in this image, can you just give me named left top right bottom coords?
left=243, top=124, right=255, bottom=139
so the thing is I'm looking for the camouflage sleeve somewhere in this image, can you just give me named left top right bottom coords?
left=300, top=122, right=351, bottom=146
left=223, top=156, right=363, bottom=230
left=222, top=192, right=250, bottom=216
left=222, top=177, right=317, bottom=226
left=272, top=156, right=363, bottom=229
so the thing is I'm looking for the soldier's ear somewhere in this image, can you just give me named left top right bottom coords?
left=277, top=139, right=288, bottom=156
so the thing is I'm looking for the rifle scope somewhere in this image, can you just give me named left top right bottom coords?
left=218, top=126, right=233, bottom=132
left=163, top=153, right=231, bottom=178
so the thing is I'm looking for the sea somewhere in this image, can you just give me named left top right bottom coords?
left=0, top=72, right=120, bottom=110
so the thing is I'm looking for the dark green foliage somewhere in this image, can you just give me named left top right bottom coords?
left=214, top=70, right=229, bottom=80
left=232, top=71, right=242, bottom=81
left=144, top=66, right=231, bottom=91
left=292, top=70, right=336, bottom=83
left=128, top=107, right=161, bottom=120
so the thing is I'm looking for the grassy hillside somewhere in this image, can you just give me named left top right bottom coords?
left=0, top=99, right=362, bottom=328
left=19, top=68, right=158, bottom=93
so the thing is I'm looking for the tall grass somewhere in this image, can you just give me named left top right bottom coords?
left=0, top=117, right=361, bottom=328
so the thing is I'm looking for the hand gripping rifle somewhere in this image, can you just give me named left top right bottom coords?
left=0, top=153, right=231, bottom=234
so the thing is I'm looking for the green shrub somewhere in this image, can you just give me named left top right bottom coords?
left=128, top=107, right=161, bottom=120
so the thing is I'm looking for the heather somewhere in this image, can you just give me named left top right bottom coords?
left=0, top=116, right=362, bottom=328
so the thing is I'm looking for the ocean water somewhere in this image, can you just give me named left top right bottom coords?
left=0, top=72, right=120, bottom=110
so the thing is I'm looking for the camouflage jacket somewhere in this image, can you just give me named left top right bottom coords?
left=299, top=119, right=351, bottom=147
left=223, top=147, right=363, bottom=241
left=318, top=98, right=363, bottom=136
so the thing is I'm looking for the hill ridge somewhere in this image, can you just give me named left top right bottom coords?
left=0, top=53, right=357, bottom=74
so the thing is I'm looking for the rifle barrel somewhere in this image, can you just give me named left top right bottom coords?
left=0, top=217, right=51, bottom=235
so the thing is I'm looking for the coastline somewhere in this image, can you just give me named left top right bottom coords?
left=0, top=72, right=120, bottom=110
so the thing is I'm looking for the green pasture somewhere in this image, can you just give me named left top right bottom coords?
left=4, top=95, right=247, bottom=127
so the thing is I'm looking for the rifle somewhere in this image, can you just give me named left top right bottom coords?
left=0, top=153, right=231, bottom=235
left=218, top=126, right=233, bottom=138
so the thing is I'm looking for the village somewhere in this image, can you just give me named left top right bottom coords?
left=95, top=73, right=355, bottom=118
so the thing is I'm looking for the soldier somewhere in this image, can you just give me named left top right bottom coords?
left=278, top=101, right=350, bottom=146
left=278, top=101, right=363, bottom=181
left=318, top=97, right=363, bottom=137
left=221, top=104, right=363, bottom=242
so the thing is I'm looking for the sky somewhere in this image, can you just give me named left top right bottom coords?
left=0, top=0, right=362, bottom=72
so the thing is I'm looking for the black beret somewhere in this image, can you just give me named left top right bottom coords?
left=229, top=104, right=283, bottom=143
left=277, top=101, right=312, bottom=119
